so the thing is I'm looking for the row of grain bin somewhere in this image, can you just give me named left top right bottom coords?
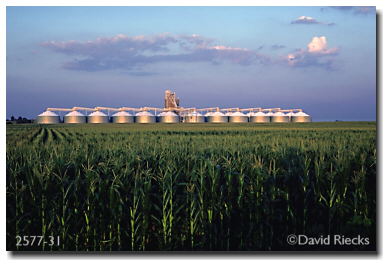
left=36, top=110, right=89, bottom=124
left=250, top=111, right=311, bottom=123
left=203, top=111, right=311, bottom=123
left=36, top=110, right=108, bottom=124
left=35, top=110, right=173, bottom=124
left=36, top=110, right=311, bottom=124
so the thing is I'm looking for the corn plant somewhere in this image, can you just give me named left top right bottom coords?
left=6, top=122, right=376, bottom=251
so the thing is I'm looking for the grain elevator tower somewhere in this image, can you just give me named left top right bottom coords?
left=164, top=90, right=180, bottom=108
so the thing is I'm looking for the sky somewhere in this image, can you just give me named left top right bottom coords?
left=6, top=6, right=376, bottom=121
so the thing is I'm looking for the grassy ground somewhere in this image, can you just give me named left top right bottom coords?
left=6, top=122, right=376, bottom=251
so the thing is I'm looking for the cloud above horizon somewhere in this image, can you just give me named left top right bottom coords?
left=41, top=33, right=270, bottom=72
left=286, top=36, right=339, bottom=69
left=291, top=16, right=335, bottom=26
left=42, top=33, right=340, bottom=73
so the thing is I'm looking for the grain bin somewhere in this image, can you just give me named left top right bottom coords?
left=135, top=111, right=156, bottom=123
left=112, top=111, right=134, bottom=123
left=64, top=111, right=87, bottom=124
left=229, top=111, right=248, bottom=123
left=87, top=111, right=109, bottom=124
left=206, top=111, right=228, bottom=123
left=184, top=111, right=205, bottom=123
left=250, top=111, right=271, bottom=123
left=291, top=111, right=312, bottom=122
left=36, top=111, right=60, bottom=124
left=157, top=111, right=180, bottom=123
left=271, top=111, right=289, bottom=123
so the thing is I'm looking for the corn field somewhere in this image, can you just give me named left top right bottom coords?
left=6, top=122, right=376, bottom=251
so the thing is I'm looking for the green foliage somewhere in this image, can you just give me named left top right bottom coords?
left=6, top=122, right=376, bottom=251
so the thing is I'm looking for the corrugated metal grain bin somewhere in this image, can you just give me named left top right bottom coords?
left=249, top=111, right=271, bottom=123
left=36, top=111, right=61, bottom=124
left=229, top=111, right=248, bottom=123
left=64, top=111, right=87, bottom=124
left=291, top=111, right=312, bottom=122
left=271, top=111, right=290, bottom=123
left=206, top=112, right=228, bottom=123
left=112, top=111, right=134, bottom=123
left=135, top=111, right=156, bottom=123
left=157, top=111, right=180, bottom=123
left=88, top=111, right=109, bottom=124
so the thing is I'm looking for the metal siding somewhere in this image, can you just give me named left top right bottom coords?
left=64, top=116, right=87, bottom=124
left=292, top=116, right=312, bottom=122
left=271, top=116, right=290, bottom=123
left=158, top=116, right=180, bottom=123
left=206, top=116, right=228, bottom=123
left=88, top=116, right=109, bottom=123
left=135, top=116, right=156, bottom=123
left=112, top=116, right=134, bottom=123
left=229, top=116, right=248, bottom=123
left=36, top=116, right=60, bottom=124
left=184, top=116, right=205, bottom=123
left=250, top=116, right=271, bottom=123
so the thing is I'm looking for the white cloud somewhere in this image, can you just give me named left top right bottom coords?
left=307, top=36, right=338, bottom=54
left=286, top=36, right=339, bottom=69
left=291, top=16, right=335, bottom=26
left=294, top=16, right=318, bottom=23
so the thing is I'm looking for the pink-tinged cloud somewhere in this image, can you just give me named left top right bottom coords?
left=210, top=45, right=247, bottom=51
left=42, top=33, right=341, bottom=72
left=291, top=16, right=335, bottom=26
left=42, top=33, right=178, bottom=56
left=286, top=36, right=339, bottom=69
left=41, top=33, right=269, bottom=72
left=307, top=36, right=339, bottom=54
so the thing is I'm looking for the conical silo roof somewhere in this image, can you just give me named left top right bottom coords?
left=293, top=111, right=310, bottom=116
left=88, top=111, right=107, bottom=116
left=230, top=111, right=246, bottom=116
left=273, top=111, right=285, bottom=116
left=38, top=111, right=59, bottom=116
left=112, top=111, right=132, bottom=116
left=36, top=110, right=61, bottom=124
left=136, top=111, right=154, bottom=116
left=65, top=111, right=85, bottom=116
left=212, top=111, right=226, bottom=116
left=253, top=111, right=267, bottom=116
left=158, top=111, right=178, bottom=116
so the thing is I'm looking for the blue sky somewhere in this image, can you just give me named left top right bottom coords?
left=6, top=6, right=376, bottom=120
